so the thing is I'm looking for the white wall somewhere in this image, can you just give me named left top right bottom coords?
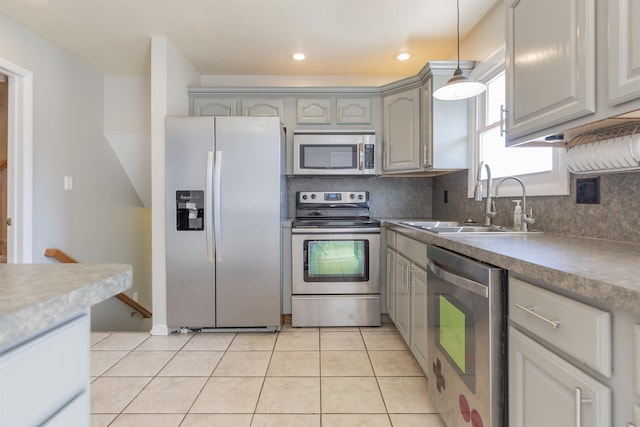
left=0, top=13, right=152, bottom=330
left=461, top=0, right=505, bottom=61
left=105, top=77, right=152, bottom=208
left=150, top=36, right=200, bottom=335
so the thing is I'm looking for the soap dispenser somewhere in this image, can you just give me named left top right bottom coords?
left=512, top=200, right=522, bottom=231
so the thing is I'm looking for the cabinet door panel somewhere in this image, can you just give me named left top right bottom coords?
left=296, top=98, right=332, bottom=124
left=192, top=98, right=236, bottom=116
left=383, top=88, right=420, bottom=171
left=336, top=98, right=371, bottom=124
left=386, top=248, right=396, bottom=322
left=394, top=254, right=411, bottom=344
left=509, top=327, right=611, bottom=427
left=506, top=0, right=595, bottom=141
left=241, top=98, right=284, bottom=119
left=410, top=265, right=428, bottom=375
left=608, top=0, right=640, bottom=106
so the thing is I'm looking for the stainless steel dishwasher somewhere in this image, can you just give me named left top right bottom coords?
left=426, top=245, right=507, bottom=427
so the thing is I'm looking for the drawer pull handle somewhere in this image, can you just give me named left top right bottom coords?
left=574, top=387, right=593, bottom=427
left=514, top=303, right=561, bottom=329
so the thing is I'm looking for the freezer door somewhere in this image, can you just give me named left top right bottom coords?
left=165, top=117, right=216, bottom=328
left=213, top=116, right=283, bottom=327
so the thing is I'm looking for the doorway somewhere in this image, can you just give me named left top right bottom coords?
left=0, top=58, right=33, bottom=264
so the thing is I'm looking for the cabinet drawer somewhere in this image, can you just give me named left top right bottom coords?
left=0, top=313, right=90, bottom=426
left=509, top=278, right=611, bottom=377
left=396, top=234, right=427, bottom=269
left=43, top=392, right=89, bottom=427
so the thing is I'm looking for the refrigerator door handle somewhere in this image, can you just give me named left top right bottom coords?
left=205, top=151, right=214, bottom=262
left=214, top=150, right=223, bottom=262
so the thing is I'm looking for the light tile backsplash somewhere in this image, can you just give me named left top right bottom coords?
left=432, top=170, right=640, bottom=245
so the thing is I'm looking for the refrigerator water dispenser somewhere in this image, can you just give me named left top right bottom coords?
left=176, top=190, right=204, bottom=230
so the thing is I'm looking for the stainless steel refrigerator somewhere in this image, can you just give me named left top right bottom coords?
left=165, top=116, right=284, bottom=329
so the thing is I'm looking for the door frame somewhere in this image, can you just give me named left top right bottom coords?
left=0, top=58, right=33, bottom=263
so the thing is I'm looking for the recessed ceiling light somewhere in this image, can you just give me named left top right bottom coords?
left=397, top=52, right=411, bottom=61
left=292, top=53, right=305, bottom=61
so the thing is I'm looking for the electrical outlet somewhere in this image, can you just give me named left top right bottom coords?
left=64, top=176, right=73, bottom=191
left=133, top=292, right=139, bottom=302
left=576, top=177, right=600, bottom=204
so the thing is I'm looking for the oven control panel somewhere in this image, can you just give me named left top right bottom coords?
left=297, top=191, right=368, bottom=205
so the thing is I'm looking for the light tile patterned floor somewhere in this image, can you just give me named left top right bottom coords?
left=90, top=323, right=446, bottom=427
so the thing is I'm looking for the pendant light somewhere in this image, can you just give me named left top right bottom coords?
left=433, top=0, right=486, bottom=100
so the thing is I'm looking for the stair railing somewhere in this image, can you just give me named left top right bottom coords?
left=44, top=248, right=152, bottom=318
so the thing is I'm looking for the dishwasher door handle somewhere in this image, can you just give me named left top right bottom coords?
left=428, top=259, right=488, bottom=298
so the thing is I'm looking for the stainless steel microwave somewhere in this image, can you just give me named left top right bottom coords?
left=293, top=131, right=376, bottom=175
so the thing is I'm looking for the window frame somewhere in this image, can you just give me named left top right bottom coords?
left=467, top=47, right=570, bottom=199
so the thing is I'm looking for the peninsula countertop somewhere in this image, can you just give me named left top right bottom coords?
left=384, top=220, right=640, bottom=317
left=0, top=263, right=132, bottom=350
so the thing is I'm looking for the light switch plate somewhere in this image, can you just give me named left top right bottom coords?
left=64, top=176, right=72, bottom=191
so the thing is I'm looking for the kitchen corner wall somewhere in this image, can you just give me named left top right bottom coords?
left=287, top=176, right=433, bottom=219
left=432, top=170, right=640, bottom=245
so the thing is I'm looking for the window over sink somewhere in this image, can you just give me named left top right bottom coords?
left=467, top=47, right=570, bottom=198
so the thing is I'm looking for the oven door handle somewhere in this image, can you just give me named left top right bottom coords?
left=427, top=259, right=488, bottom=298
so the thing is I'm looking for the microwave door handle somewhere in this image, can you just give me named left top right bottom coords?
left=427, top=259, right=488, bottom=298
left=358, top=142, right=364, bottom=170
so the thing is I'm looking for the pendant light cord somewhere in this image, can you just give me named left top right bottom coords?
left=456, top=0, right=460, bottom=69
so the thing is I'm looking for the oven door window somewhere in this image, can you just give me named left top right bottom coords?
left=435, top=293, right=476, bottom=391
left=303, top=239, right=369, bottom=282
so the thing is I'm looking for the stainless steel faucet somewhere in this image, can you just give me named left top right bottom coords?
left=474, top=161, right=496, bottom=226
left=494, top=176, right=535, bottom=232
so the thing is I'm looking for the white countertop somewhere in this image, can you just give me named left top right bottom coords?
left=384, top=220, right=640, bottom=317
left=0, top=263, right=132, bottom=350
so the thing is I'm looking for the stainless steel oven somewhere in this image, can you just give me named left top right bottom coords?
left=291, top=191, right=381, bottom=327
left=427, top=245, right=507, bottom=427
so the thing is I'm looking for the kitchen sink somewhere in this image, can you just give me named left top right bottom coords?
left=399, top=221, right=461, bottom=229
left=399, top=221, right=541, bottom=235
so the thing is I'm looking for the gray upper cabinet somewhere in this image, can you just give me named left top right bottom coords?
left=608, top=0, right=640, bottom=106
left=505, top=0, right=596, bottom=143
left=296, top=98, right=333, bottom=124
left=336, top=98, right=372, bottom=124
left=192, top=97, right=236, bottom=116
left=382, top=87, right=422, bottom=172
left=506, top=0, right=640, bottom=146
left=241, top=98, right=285, bottom=118
left=296, top=97, right=374, bottom=126
left=381, top=61, right=471, bottom=175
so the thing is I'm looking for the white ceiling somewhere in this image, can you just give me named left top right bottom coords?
left=0, top=0, right=497, bottom=77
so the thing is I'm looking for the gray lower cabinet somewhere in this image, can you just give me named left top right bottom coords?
left=393, top=252, right=411, bottom=344
left=0, top=312, right=90, bottom=426
left=509, top=326, right=611, bottom=427
left=385, top=231, right=429, bottom=376
left=385, top=247, right=396, bottom=322
left=408, top=264, right=428, bottom=374
left=509, top=277, right=612, bottom=426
